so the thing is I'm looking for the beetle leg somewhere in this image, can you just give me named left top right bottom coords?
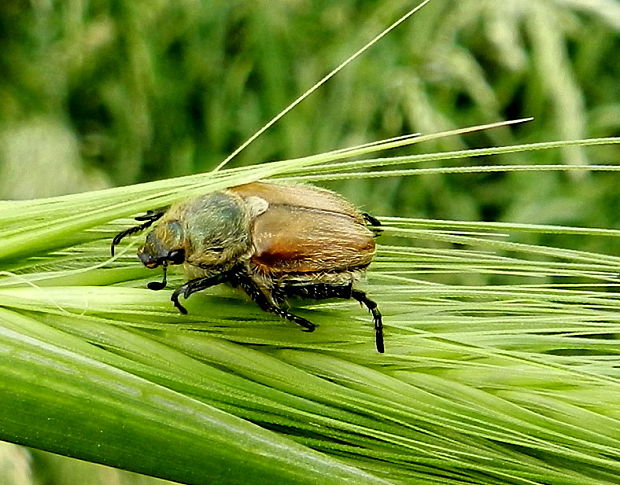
left=270, top=286, right=289, bottom=308
left=281, top=283, right=384, bottom=353
left=362, top=212, right=383, bottom=236
left=111, top=210, right=166, bottom=256
left=351, top=289, right=384, bottom=354
left=170, top=271, right=232, bottom=314
left=362, top=212, right=381, bottom=227
left=231, top=270, right=316, bottom=332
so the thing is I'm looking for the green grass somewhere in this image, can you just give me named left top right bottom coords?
left=2, top=1, right=618, bottom=248
left=0, top=132, right=619, bottom=484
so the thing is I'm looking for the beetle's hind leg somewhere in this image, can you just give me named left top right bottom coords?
left=351, top=289, right=384, bottom=353
left=281, top=283, right=384, bottom=353
left=362, top=212, right=383, bottom=236
left=362, top=212, right=381, bottom=227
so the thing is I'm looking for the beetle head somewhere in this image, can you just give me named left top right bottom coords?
left=138, top=220, right=186, bottom=290
left=136, top=191, right=265, bottom=291
left=138, top=220, right=185, bottom=268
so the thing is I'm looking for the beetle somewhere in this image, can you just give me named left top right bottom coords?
left=111, top=182, right=384, bottom=352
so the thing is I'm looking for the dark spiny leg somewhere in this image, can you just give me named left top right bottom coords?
left=362, top=212, right=382, bottom=227
left=271, top=286, right=289, bottom=308
left=231, top=270, right=316, bottom=332
left=282, top=283, right=384, bottom=353
left=171, top=271, right=233, bottom=314
left=351, top=289, right=384, bottom=353
left=362, top=212, right=383, bottom=236
left=111, top=210, right=166, bottom=256
left=281, top=283, right=353, bottom=300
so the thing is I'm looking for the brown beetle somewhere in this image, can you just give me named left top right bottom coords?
left=112, top=182, right=384, bottom=352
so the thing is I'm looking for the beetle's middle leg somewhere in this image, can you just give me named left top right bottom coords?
left=230, top=269, right=316, bottom=332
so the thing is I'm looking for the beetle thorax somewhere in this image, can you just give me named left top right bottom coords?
left=173, top=192, right=255, bottom=270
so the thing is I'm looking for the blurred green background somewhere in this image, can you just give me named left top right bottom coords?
left=2, top=1, right=619, bottom=227
left=0, top=0, right=618, bottom=483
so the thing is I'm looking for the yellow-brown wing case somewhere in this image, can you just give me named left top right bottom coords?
left=229, top=183, right=376, bottom=275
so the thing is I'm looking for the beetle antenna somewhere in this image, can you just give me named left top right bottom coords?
left=147, top=264, right=168, bottom=291
left=111, top=210, right=165, bottom=256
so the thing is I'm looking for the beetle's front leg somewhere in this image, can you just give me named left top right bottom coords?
left=171, top=271, right=232, bottom=314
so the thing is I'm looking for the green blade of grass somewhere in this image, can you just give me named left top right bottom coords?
left=0, top=135, right=618, bottom=484
left=0, top=308, right=389, bottom=485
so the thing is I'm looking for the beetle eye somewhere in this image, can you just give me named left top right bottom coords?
left=167, top=249, right=185, bottom=264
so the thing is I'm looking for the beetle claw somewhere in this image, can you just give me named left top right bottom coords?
left=172, top=296, right=188, bottom=314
